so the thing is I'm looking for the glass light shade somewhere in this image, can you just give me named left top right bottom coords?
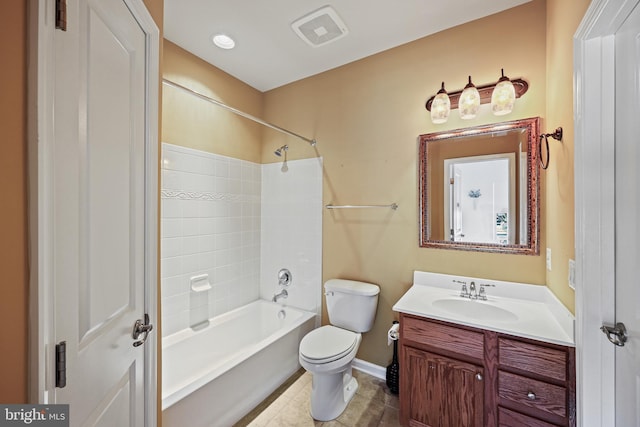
left=459, top=76, right=480, bottom=119
left=430, top=83, right=450, bottom=124
left=491, top=70, right=516, bottom=116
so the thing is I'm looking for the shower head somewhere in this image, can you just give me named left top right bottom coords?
left=274, top=145, right=288, bottom=157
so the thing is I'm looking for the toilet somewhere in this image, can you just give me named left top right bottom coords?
left=299, top=279, right=380, bottom=421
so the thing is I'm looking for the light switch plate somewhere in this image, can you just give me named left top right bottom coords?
left=568, top=259, right=576, bottom=289
left=546, top=248, right=552, bottom=271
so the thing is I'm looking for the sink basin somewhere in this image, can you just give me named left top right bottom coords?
left=392, top=272, right=576, bottom=346
left=432, top=298, right=518, bottom=322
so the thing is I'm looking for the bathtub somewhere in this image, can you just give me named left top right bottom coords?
left=162, top=299, right=316, bottom=427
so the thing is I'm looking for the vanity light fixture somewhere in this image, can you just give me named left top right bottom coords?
left=491, top=69, right=516, bottom=116
left=459, top=76, right=481, bottom=119
left=425, top=72, right=529, bottom=124
left=430, top=82, right=450, bottom=124
left=212, top=33, right=236, bottom=49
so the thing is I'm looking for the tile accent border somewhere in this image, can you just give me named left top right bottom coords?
left=161, top=189, right=258, bottom=202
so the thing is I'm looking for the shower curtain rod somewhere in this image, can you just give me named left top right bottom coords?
left=162, top=79, right=317, bottom=147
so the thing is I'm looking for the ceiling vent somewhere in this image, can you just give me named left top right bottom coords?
left=291, top=6, right=349, bottom=47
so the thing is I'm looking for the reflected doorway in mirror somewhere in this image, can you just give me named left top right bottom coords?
left=443, top=154, right=516, bottom=245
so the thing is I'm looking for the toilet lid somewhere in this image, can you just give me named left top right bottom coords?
left=300, top=325, right=359, bottom=363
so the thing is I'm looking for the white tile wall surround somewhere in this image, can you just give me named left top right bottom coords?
left=161, top=143, right=322, bottom=338
left=161, top=143, right=261, bottom=337
left=260, top=158, right=323, bottom=315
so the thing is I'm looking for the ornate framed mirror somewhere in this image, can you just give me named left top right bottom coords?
left=418, top=117, right=540, bottom=254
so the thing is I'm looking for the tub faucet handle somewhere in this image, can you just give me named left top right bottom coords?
left=278, top=268, right=292, bottom=287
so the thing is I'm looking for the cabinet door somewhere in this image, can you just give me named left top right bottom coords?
left=406, top=347, right=484, bottom=427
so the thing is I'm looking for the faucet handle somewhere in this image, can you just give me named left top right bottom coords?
left=478, top=283, right=494, bottom=300
left=459, top=283, right=468, bottom=297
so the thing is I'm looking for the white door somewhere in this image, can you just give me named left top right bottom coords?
left=613, top=3, right=640, bottom=424
left=443, top=155, right=514, bottom=244
left=575, top=1, right=640, bottom=425
left=36, top=0, right=159, bottom=425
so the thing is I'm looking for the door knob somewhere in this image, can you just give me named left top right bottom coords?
left=600, top=322, right=627, bottom=347
left=132, top=313, right=153, bottom=347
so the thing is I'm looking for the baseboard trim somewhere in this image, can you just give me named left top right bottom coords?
left=353, top=358, right=386, bottom=380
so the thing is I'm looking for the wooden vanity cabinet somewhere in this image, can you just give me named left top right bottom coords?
left=497, top=337, right=576, bottom=426
left=399, top=313, right=575, bottom=427
left=404, top=347, right=484, bottom=427
left=399, top=314, right=488, bottom=427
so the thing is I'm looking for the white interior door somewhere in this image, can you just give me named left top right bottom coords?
left=575, top=1, right=640, bottom=425
left=614, top=3, right=640, bottom=424
left=443, top=155, right=514, bottom=244
left=36, top=0, right=159, bottom=425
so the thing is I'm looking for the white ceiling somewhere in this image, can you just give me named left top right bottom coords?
left=164, top=0, right=531, bottom=92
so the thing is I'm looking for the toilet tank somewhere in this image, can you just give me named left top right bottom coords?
left=324, top=279, right=380, bottom=333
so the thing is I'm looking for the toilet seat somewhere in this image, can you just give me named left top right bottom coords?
left=299, top=325, right=358, bottom=364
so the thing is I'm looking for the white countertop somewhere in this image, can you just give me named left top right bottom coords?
left=392, top=271, right=575, bottom=347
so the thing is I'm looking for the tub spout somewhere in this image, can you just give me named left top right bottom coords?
left=272, top=289, right=288, bottom=302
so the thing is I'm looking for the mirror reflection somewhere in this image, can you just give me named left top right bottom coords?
left=419, top=117, right=540, bottom=254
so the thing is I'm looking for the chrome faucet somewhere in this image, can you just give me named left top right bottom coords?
left=469, top=281, right=477, bottom=299
left=272, top=289, right=288, bottom=302
left=457, top=279, right=495, bottom=300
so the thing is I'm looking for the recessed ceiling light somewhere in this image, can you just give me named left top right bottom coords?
left=212, top=34, right=235, bottom=49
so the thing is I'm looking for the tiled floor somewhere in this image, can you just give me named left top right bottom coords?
left=235, top=369, right=402, bottom=427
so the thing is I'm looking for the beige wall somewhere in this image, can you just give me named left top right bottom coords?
left=263, top=1, right=551, bottom=366
left=1, top=0, right=28, bottom=403
left=162, top=41, right=263, bottom=162
left=544, top=0, right=591, bottom=313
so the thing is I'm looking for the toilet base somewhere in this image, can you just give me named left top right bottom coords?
left=309, top=367, right=359, bottom=421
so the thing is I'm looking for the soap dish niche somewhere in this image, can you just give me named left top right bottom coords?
left=190, top=274, right=212, bottom=292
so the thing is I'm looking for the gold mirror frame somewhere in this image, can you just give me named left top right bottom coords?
left=418, top=117, right=540, bottom=255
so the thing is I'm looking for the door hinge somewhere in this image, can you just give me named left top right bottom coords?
left=55, top=0, right=67, bottom=31
left=55, top=341, right=66, bottom=388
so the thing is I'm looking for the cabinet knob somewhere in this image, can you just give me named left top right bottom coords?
left=527, top=391, right=536, bottom=400
left=475, top=373, right=483, bottom=381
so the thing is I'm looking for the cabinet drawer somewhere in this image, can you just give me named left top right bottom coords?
left=498, top=407, right=560, bottom=427
left=499, top=338, right=567, bottom=381
left=402, top=316, right=484, bottom=360
left=498, top=371, right=566, bottom=418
